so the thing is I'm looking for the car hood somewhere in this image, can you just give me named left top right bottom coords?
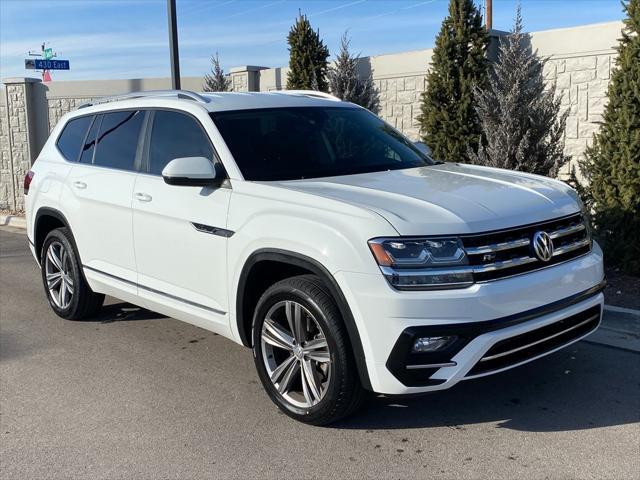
left=271, top=163, right=580, bottom=235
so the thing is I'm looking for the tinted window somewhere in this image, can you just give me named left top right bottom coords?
left=148, top=111, right=214, bottom=175
left=93, top=111, right=144, bottom=170
left=79, top=115, right=101, bottom=164
left=56, top=116, right=93, bottom=162
left=210, top=107, right=436, bottom=181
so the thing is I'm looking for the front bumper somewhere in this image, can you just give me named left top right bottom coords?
left=335, top=242, right=605, bottom=395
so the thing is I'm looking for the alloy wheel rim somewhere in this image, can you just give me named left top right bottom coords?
left=260, top=300, right=332, bottom=408
left=45, top=241, right=74, bottom=309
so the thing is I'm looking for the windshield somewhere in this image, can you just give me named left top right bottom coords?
left=210, top=107, right=436, bottom=181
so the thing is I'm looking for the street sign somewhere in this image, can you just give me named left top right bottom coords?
left=34, top=59, right=70, bottom=70
left=43, top=47, right=54, bottom=60
left=25, top=59, right=36, bottom=69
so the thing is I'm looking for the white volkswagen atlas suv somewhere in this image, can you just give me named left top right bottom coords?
left=24, top=90, right=605, bottom=425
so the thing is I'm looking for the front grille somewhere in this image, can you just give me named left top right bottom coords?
left=461, top=213, right=591, bottom=282
left=467, top=305, right=601, bottom=376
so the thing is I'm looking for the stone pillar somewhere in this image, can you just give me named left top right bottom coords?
left=229, top=65, right=268, bottom=92
left=1, top=77, right=41, bottom=211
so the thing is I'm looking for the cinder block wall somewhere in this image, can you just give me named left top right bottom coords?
left=0, top=21, right=623, bottom=212
left=531, top=22, right=620, bottom=176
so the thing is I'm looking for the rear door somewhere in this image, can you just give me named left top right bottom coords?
left=132, top=109, right=232, bottom=330
left=64, top=110, right=146, bottom=289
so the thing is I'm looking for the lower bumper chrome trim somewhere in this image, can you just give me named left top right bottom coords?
left=406, top=362, right=457, bottom=370
left=480, top=313, right=600, bottom=362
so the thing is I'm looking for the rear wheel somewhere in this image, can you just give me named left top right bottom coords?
left=252, top=275, right=365, bottom=425
left=41, top=228, right=104, bottom=320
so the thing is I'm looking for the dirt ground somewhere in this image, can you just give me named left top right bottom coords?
left=604, top=266, right=640, bottom=310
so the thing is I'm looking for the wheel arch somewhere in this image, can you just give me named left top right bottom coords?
left=34, top=207, right=72, bottom=264
left=236, top=248, right=372, bottom=390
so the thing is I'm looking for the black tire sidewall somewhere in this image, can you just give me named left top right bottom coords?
left=41, top=228, right=84, bottom=319
left=252, top=281, right=350, bottom=422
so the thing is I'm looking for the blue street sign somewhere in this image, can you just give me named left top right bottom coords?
left=34, top=59, right=70, bottom=70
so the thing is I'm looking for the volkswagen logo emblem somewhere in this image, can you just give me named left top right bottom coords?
left=533, top=231, right=554, bottom=262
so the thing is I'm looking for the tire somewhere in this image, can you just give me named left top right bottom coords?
left=252, top=274, right=366, bottom=425
left=40, top=227, right=104, bottom=320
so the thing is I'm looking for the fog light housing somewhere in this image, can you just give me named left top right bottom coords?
left=412, top=336, right=457, bottom=352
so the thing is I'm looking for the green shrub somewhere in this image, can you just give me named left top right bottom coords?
left=468, top=7, right=569, bottom=177
left=286, top=13, right=330, bottom=92
left=418, top=0, right=489, bottom=162
left=581, top=0, right=640, bottom=273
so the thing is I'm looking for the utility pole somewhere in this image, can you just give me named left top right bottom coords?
left=167, top=0, right=181, bottom=90
left=485, top=0, right=493, bottom=31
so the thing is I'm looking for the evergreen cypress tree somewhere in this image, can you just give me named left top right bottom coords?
left=418, top=0, right=489, bottom=162
left=468, top=7, right=569, bottom=176
left=581, top=0, right=640, bottom=273
left=328, top=32, right=379, bottom=112
left=203, top=52, right=231, bottom=92
left=286, top=13, right=330, bottom=92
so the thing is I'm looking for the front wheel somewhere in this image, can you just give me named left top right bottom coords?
left=252, top=275, right=365, bottom=425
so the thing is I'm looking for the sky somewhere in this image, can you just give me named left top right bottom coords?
left=0, top=0, right=626, bottom=81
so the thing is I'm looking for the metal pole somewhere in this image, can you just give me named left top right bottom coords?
left=485, top=0, right=493, bottom=31
left=167, top=0, right=181, bottom=90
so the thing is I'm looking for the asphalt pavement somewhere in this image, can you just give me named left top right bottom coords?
left=1, top=228, right=639, bottom=479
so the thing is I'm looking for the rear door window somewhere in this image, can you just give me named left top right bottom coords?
left=148, top=110, right=214, bottom=175
left=93, top=110, right=144, bottom=171
left=56, top=115, right=93, bottom=162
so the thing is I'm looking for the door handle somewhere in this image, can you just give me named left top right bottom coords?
left=135, top=192, right=152, bottom=202
left=73, top=181, right=87, bottom=190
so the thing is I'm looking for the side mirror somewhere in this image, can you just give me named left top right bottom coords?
left=161, top=156, right=218, bottom=187
left=413, top=141, right=432, bottom=157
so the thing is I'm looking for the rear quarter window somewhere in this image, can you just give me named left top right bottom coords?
left=56, top=115, right=93, bottom=162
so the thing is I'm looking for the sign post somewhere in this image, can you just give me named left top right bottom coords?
left=167, top=0, right=181, bottom=90
left=25, top=43, right=70, bottom=82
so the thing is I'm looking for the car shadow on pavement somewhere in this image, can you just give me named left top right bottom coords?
left=90, top=302, right=166, bottom=323
left=337, top=342, right=640, bottom=433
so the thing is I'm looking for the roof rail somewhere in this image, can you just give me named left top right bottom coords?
left=78, top=90, right=210, bottom=109
left=274, top=90, right=342, bottom=102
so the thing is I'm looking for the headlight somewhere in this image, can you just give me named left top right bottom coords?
left=368, top=237, right=473, bottom=290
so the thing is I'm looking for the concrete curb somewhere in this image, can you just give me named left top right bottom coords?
left=0, top=214, right=26, bottom=229
left=589, top=308, right=640, bottom=353
left=604, top=304, right=640, bottom=317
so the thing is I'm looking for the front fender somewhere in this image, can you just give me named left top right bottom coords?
left=226, top=182, right=398, bottom=390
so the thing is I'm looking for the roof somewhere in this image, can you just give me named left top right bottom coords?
left=77, top=89, right=353, bottom=113
left=202, top=91, right=348, bottom=112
